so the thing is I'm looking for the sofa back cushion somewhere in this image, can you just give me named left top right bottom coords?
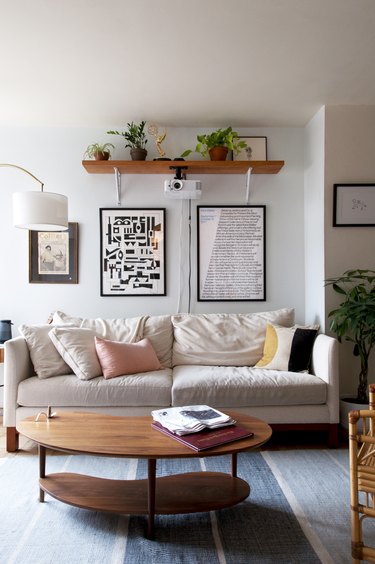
left=52, top=311, right=173, bottom=368
left=171, top=309, right=295, bottom=367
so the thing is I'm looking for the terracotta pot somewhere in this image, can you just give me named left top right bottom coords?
left=208, top=146, right=229, bottom=161
left=94, top=151, right=110, bottom=161
left=130, top=148, right=147, bottom=161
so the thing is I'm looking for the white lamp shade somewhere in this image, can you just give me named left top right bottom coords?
left=13, top=191, right=68, bottom=231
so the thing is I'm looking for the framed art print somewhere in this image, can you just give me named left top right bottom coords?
left=100, top=208, right=166, bottom=296
left=233, top=136, right=267, bottom=161
left=333, top=184, right=375, bottom=226
left=29, top=222, right=78, bottom=284
left=197, top=205, right=266, bottom=301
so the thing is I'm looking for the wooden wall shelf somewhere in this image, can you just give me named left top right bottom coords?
left=82, top=160, right=284, bottom=175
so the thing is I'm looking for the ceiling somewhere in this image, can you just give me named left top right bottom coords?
left=2, top=0, right=375, bottom=128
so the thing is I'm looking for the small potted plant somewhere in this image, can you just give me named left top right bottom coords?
left=325, top=269, right=375, bottom=404
left=181, top=127, right=247, bottom=161
left=83, top=142, right=115, bottom=161
left=107, top=121, right=148, bottom=160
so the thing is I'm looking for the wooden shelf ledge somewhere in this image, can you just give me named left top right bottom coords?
left=82, top=159, right=284, bottom=175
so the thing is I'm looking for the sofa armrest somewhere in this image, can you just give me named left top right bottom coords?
left=3, top=337, right=33, bottom=427
left=311, top=334, right=339, bottom=423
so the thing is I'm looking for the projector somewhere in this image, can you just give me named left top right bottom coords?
left=164, top=179, right=202, bottom=199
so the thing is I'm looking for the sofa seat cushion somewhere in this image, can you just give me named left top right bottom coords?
left=17, top=368, right=172, bottom=408
left=171, top=365, right=326, bottom=407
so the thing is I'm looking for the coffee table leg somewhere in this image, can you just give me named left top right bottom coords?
left=39, top=445, right=46, bottom=502
left=232, top=453, right=237, bottom=477
left=147, top=458, right=156, bottom=539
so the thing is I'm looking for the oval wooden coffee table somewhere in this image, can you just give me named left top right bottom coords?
left=17, top=411, right=272, bottom=538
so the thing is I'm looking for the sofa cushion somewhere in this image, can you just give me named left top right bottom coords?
left=171, top=365, right=326, bottom=407
left=95, top=336, right=162, bottom=379
left=19, top=324, right=71, bottom=379
left=171, top=309, right=295, bottom=367
left=49, top=326, right=102, bottom=381
left=255, top=324, right=319, bottom=372
left=17, top=370, right=173, bottom=407
left=52, top=311, right=173, bottom=368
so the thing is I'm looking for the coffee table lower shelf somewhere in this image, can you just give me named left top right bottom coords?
left=41, top=471, right=249, bottom=513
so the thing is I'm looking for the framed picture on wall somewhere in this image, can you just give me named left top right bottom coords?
left=100, top=208, right=166, bottom=296
left=233, top=136, right=268, bottom=161
left=333, top=184, right=375, bottom=226
left=29, top=222, right=79, bottom=284
left=197, top=205, right=266, bottom=301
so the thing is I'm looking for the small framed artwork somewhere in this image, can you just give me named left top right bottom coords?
left=29, top=222, right=79, bottom=284
left=100, top=208, right=166, bottom=296
left=197, top=205, right=266, bottom=301
left=333, top=184, right=375, bottom=226
left=233, top=136, right=268, bottom=161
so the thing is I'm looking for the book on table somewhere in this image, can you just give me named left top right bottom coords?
left=151, top=405, right=236, bottom=436
left=151, top=420, right=254, bottom=451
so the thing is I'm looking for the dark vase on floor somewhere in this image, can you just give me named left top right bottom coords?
left=0, top=320, right=12, bottom=343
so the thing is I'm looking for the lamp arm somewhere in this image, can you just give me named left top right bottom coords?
left=0, top=163, right=44, bottom=191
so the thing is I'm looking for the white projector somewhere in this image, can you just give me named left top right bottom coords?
left=164, top=179, right=202, bottom=199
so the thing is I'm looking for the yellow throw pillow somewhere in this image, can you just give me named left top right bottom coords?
left=255, top=324, right=319, bottom=372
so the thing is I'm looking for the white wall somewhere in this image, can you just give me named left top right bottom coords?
left=0, top=126, right=305, bottom=334
left=304, top=107, right=326, bottom=328
left=324, top=105, right=375, bottom=397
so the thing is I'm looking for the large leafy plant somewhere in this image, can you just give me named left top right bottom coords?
left=325, top=269, right=375, bottom=402
left=107, top=121, right=148, bottom=149
left=181, top=127, right=247, bottom=158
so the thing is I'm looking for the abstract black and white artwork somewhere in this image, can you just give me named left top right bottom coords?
left=100, top=208, right=166, bottom=296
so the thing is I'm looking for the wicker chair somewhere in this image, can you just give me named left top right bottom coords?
left=350, top=384, right=375, bottom=563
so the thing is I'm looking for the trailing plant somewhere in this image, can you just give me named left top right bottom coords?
left=181, top=127, right=247, bottom=158
left=83, top=142, right=114, bottom=160
left=107, top=121, right=148, bottom=150
left=325, top=269, right=375, bottom=402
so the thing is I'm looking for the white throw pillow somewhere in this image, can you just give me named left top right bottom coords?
left=48, top=326, right=102, bottom=381
left=19, top=324, right=72, bottom=379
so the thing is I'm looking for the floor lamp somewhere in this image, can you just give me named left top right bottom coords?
left=0, top=163, right=68, bottom=231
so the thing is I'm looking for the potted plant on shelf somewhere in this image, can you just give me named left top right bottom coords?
left=181, top=127, right=247, bottom=161
left=325, top=269, right=375, bottom=409
left=83, top=142, right=115, bottom=161
left=107, top=121, right=148, bottom=160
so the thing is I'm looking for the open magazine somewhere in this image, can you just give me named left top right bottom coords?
left=151, top=405, right=236, bottom=436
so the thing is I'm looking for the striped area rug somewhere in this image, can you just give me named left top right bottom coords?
left=0, top=449, right=357, bottom=563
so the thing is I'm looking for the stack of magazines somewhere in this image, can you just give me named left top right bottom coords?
left=151, top=405, right=236, bottom=436
left=151, top=405, right=253, bottom=451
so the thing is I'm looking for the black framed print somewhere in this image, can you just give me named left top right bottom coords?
left=233, top=136, right=268, bottom=161
left=333, top=184, right=375, bottom=226
left=29, top=222, right=78, bottom=284
left=100, top=208, right=166, bottom=296
left=197, top=205, right=266, bottom=301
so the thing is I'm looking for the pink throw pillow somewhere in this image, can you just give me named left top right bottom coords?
left=95, top=336, right=162, bottom=379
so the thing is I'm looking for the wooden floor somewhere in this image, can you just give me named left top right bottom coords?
left=0, top=415, right=348, bottom=459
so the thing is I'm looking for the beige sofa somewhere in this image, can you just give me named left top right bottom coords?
left=3, top=308, right=340, bottom=451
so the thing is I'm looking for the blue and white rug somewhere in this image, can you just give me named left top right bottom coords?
left=0, top=448, right=358, bottom=563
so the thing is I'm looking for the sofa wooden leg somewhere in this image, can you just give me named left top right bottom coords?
left=328, top=424, right=339, bottom=448
left=6, top=427, right=19, bottom=452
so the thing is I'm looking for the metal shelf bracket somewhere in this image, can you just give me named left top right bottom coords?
left=245, top=167, right=252, bottom=204
left=114, top=167, right=121, bottom=205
